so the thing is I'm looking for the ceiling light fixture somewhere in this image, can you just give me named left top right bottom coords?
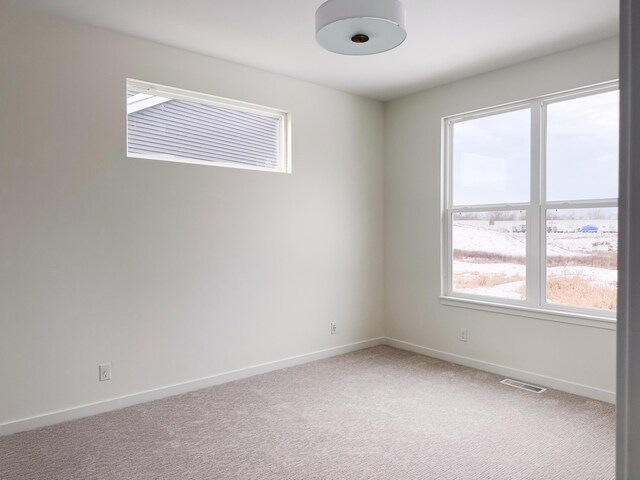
left=315, top=0, right=407, bottom=56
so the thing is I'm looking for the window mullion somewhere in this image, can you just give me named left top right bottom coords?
left=545, top=199, right=618, bottom=209
left=527, top=101, right=543, bottom=307
left=449, top=203, right=530, bottom=213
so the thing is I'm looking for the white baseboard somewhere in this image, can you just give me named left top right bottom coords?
left=1, top=336, right=614, bottom=437
left=0, top=337, right=385, bottom=437
left=385, top=337, right=616, bottom=404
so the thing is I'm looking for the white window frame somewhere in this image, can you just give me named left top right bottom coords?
left=126, top=79, right=291, bottom=173
left=441, top=81, right=619, bottom=329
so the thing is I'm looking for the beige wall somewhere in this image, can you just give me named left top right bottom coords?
left=0, top=5, right=385, bottom=424
left=384, top=37, right=619, bottom=397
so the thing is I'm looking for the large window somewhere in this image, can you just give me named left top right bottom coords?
left=127, top=79, right=290, bottom=173
left=443, top=83, right=618, bottom=320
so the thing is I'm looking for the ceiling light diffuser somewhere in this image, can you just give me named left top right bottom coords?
left=315, top=0, right=407, bottom=56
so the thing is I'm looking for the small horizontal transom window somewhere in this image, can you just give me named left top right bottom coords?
left=126, top=79, right=290, bottom=172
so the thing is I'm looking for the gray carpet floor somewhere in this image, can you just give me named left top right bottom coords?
left=0, top=346, right=615, bottom=479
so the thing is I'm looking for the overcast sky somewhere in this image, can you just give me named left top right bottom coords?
left=452, top=90, right=619, bottom=206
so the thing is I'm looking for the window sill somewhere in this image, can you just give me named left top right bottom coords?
left=439, top=296, right=616, bottom=330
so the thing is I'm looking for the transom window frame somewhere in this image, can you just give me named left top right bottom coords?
left=126, top=78, right=292, bottom=173
left=441, top=81, right=619, bottom=329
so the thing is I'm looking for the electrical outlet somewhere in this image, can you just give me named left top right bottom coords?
left=99, top=363, right=112, bottom=382
left=330, top=322, right=337, bottom=335
left=459, top=328, right=468, bottom=342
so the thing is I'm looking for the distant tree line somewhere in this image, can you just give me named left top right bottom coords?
left=456, top=209, right=617, bottom=222
left=454, top=211, right=525, bottom=222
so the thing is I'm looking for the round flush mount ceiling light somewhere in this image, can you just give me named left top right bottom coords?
left=315, top=0, right=407, bottom=55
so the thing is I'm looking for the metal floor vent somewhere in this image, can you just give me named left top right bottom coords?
left=501, top=378, right=546, bottom=394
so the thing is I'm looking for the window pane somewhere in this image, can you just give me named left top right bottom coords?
left=452, top=109, right=530, bottom=206
left=546, top=90, right=619, bottom=201
left=452, top=211, right=526, bottom=300
left=546, top=207, right=617, bottom=311
left=127, top=85, right=285, bottom=171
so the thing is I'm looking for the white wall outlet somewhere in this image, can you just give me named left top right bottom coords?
left=330, top=322, right=337, bottom=335
left=459, top=328, right=468, bottom=342
left=99, top=363, right=112, bottom=382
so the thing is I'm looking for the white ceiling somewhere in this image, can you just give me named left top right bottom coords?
left=11, top=0, right=619, bottom=101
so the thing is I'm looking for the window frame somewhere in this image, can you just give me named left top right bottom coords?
left=126, top=79, right=291, bottom=173
left=441, top=81, right=619, bottom=327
